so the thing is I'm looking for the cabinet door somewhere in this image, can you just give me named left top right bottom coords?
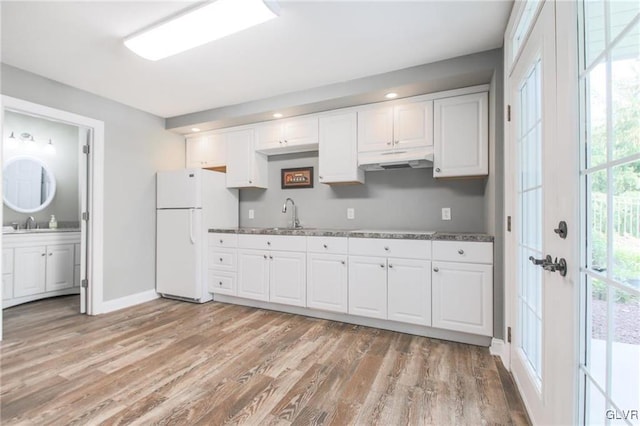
left=255, top=122, right=283, bottom=151
left=3, top=274, right=13, bottom=300
left=318, top=112, right=364, bottom=184
left=431, top=261, right=493, bottom=336
left=357, top=106, right=394, bottom=152
left=270, top=251, right=306, bottom=307
left=208, top=133, right=227, bottom=168
left=226, top=129, right=254, bottom=187
left=433, top=92, right=488, bottom=178
left=306, top=253, right=348, bottom=313
left=14, top=246, right=46, bottom=297
left=283, top=117, right=318, bottom=146
left=186, top=134, right=226, bottom=169
left=394, top=101, right=433, bottom=149
left=387, top=258, right=431, bottom=326
left=348, top=256, right=387, bottom=319
left=46, top=244, right=75, bottom=291
left=237, top=249, right=270, bottom=301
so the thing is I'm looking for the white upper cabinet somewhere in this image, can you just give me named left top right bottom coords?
left=318, top=112, right=364, bottom=185
left=256, top=116, right=319, bottom=154
left=185, top=133, right=226, bottom=170
left=358, top=100, right=433, bottom=153
left=433, top=92, right=488, bottom=178
left=225, top=129, right=268, bottom=188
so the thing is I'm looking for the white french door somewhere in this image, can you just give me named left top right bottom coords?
left=506, top=1, right=578, bottom=424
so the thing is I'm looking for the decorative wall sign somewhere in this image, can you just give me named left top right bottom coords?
left=281, top=167, right=314, bottom=189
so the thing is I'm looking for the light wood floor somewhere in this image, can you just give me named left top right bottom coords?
left=1, top=296, right=530, bottom=425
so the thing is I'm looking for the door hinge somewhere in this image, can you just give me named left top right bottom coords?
left=507, top=216, right=512, bottom=232
left=81, top=279, right=88, bottom=288
left=82, top=145, right=90, bottom=154
left=82, top=211, right=89, bottom=221
left=507, top=105, right=511, bottom=122
left=507, top=326, right=512, bottom=343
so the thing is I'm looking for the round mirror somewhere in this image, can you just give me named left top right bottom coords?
left=3, top=156, right=56, bottom=213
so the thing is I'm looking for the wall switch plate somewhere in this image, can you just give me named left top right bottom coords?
left=442, top=208, right=451, bottom=221
left=248, top=209, right=255, bottom=219
left=347, top=208, right=355, bottom=220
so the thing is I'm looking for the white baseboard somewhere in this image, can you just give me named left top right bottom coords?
left=100, top=289, right=159, bottom=314
left=490, top=338, right=510, bottom=368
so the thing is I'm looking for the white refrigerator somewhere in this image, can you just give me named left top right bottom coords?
left=156, top=169, right=238, bottom=302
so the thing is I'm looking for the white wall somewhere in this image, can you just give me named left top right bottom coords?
left=1, top=64, right=185, bottom=302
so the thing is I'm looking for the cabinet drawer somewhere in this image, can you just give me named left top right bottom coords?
left=307, top=236, right=348, bottom=254
left=432, top=241, right=493, bottom=264
left=209, top=233, right=238, bottom=248
left=238, top=234, right=306, bottom=252
left=208, top=271, right=236, bottom=296
left=348, top=238, right=431, bottom=259
left=209, top=250, right=237, bottom=271
left=3, top=249, right=14, bottom=274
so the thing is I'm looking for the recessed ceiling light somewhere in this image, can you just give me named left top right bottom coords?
left=124, top=0, right=280, bottom=61
left=273, top=113, right=283, bottom=118
left=385, top=92, right=398, bottom=99
left=191, top=127, right=201, bottom=132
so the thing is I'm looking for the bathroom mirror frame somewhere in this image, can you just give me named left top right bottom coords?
left=3, top=155, right=57, bottom=213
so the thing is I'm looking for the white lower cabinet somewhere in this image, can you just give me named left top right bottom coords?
left=387, top=258, right=431, bottom=326
left=14, top=246, right=47, bottom=297
left=306, top=253, right=348, bottom=313
left=237, top=249, right=270, bottom=301
left=348, top=256, right=388, bottom=320
left=269, top=251, right=306, bottom=307
left=45, top=244, right=75, bottom=292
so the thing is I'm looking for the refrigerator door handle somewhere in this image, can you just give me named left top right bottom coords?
left=189, top=208, right=196, bottom=244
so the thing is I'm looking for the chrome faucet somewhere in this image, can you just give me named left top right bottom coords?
left=25, top=216, right=36, bottom=230
left=282, top=198, right=301, bottom=229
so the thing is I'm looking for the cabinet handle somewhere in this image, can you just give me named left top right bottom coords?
left=49, top=253, right=53, bottom=256
left=319, top=176, right=323, bottom=180
left=341, top=260, right=346, bottom=265
left=263, top=254, right=267, bottom=259
left=219, top=281, right=223, bottom=286
left=219, top=239, right=223, bottom=244
left=384, top=246, right=389, bottom=251
left=323, top=244, right=328, bottom=249
left=284, top=140, right=288, bottom=144
left=435, top=168, right=441, bottom=173
left=386, top=142, right=392, bottom=146
left=267, top=241, right=271, bottom=246
left=249, top=180, right=253, bottom=184
left=458, top=249, right=465, bottom=255
left=269, top=255, right=273, bottom=260
left=389, top=264, right=393, bottom=268
left=394, top=140, right=399, bottom=145
left=380, top=264, right=385, bottom=268
left=219, top=257, right=223, bottom=262
left=41, top=253, right=46, bottom=257
left=433, top=267, right=439, bottom=272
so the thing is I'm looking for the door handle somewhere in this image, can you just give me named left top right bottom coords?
left=529, top=255, right=568, bottom=277
left=189, top=209, right=195, bottom=244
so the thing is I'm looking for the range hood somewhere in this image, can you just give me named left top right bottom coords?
left=358, top=147, right=434, bottom=171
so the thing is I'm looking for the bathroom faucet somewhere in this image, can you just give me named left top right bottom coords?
left=282, top=198, right=301, bottom=229
left=25, top=216, right=36, bottom=230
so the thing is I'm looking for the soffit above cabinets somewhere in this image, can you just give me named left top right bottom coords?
left=1, top=1, right=512, bottom=119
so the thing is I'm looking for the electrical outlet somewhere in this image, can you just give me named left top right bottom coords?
left=442, top=208, right=451, bottom=221
left=248, top=209, right=255, bottom=219
left=347, top=208, right=355, bottom=220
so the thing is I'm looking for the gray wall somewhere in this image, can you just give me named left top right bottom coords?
left=3, top=110, right=80, bottom=226
left=240, top=153, right=487, bottom=231
left=1, top=64, right=185, bottom=302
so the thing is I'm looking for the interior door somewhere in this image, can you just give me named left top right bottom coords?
left=507, top=1, right=577, bottom=424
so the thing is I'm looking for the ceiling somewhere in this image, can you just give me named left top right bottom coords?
left=1, top=1, right=512, bottom=119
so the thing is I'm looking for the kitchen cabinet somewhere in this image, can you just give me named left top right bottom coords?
left=225, top=128, right=268, bottom=188
left=348, top=238, right=432, bottom=325
left=433, top=91, right=488, bottom=178
left=306, top=236, right=349, bottom=313
left=431, top=241, right=493, bottom=336
left=208, top=233, right=238, bottom=296
left=237, top=235, right=307, bottom=307
left=185, top=133, right=226, bottom=170
left=357, top=100, right=433, bottom=153
left=255, top=116, right=318, bottom=154
left=3, top=232, right=81, bottom=308
left=318, top=112, right=364, bottom=185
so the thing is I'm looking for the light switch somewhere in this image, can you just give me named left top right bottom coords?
left=347, top=208, right=355, bottom=220
left=248, top=209, right=255, bottom=219
left=442, top=208, right=451, bottom=221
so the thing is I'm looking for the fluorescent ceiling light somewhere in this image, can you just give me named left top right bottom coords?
left=125, top=0, right=279, bottom=61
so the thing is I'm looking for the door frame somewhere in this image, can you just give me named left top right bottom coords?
left=503, top=0, right=580, bottom=423
left=0, top=95, right=105, bottom=339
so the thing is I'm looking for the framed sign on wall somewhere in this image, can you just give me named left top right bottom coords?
left=281, top=167, right=313, bottom=189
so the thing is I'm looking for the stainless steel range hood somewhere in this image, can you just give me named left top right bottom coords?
left=358, top=147, right=434, bottom=171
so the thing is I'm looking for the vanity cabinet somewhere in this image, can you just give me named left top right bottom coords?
left=237, top=235, right=307, bottom=307
left=185, top=133, right=226, bottom=170
left=348, top=238, right=432, bottom=325
left=357, top=100, right=433, bottom=153
left=306, top=237, right=349, bottom=313
left=433, top=91, right=488, bottom=178
left=256, top=116, right=319, bottom=154
left=3, top=232, right=80, bottom=308
left=431, top=241, right=493, bottom=336
left=225, top=129, right=268, bottom=189
left=318, top=112, right=364, bottom=185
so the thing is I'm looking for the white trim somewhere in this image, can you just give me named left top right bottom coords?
left=490, top=338, right=511, bottom=368
left=1, top=95, right=105, bottom=320
left=101, top=289, right=159, bottom=314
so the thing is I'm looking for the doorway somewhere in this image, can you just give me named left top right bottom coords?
left=0, top=95, right=105, bottom=340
